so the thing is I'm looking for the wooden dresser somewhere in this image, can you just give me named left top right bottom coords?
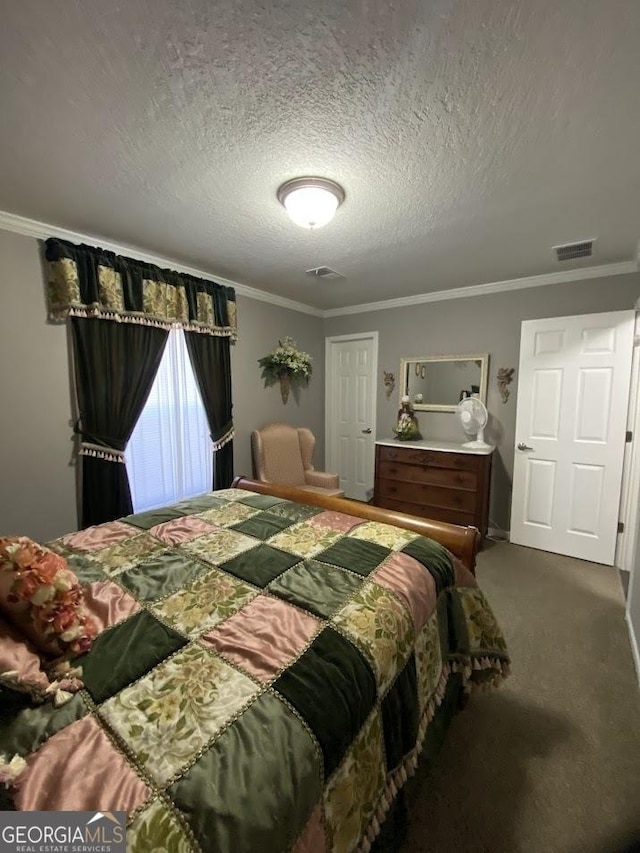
left=373, top=439, right=493, bottom=538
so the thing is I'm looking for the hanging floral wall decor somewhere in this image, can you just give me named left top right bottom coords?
left=258, top=337, right=313, bottom=404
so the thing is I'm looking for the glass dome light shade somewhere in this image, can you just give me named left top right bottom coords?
left=277, top=178, right=345, bottom=229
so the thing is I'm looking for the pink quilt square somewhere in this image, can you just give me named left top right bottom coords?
left=307, top=511, right=364, bottom=534
left=372, top=552, right=437, bottom=632
left=14, top=716, right=151, bottom=813
left=150, top=515, right=219, bottom=546
left=83, top=579, right=141, bottom=634
left=293, top=803, right=326, bottom=853
left=62, top=521, right=136, bottom=553
left=202, top=594, right=322, bottom=682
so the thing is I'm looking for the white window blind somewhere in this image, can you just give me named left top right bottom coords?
left=126, top=328, right=213, bottom=512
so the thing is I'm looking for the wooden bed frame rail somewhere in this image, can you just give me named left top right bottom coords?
left=231, top=476, right=480, bottom=574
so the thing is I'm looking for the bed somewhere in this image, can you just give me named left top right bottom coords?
left=0, top=477, right=509, bottom=852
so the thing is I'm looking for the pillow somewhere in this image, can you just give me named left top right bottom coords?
left=0, top=536, right=97, bottom=659
left=0, top=615, right=52, bottom=702
left=0, top=615, right=84, bottom=707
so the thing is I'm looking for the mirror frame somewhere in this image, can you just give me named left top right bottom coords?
left=400, top=353, right=489, bottom=412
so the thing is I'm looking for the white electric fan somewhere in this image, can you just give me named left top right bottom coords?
left=455, top=397, right=491, bottom=450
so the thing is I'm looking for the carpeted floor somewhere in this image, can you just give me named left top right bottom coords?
left=400, top=541, right=640, bottom=853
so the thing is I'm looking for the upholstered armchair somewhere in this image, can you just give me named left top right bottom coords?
left=251, top=423, right=344, bottom=498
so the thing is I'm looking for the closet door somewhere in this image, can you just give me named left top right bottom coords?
left=510, top=310, right=634, bottom=565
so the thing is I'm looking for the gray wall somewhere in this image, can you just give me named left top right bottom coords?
left=0, top=229, right=78, bottom=540
left=232, top=295, right=325, bottom=479
left=324, top=272, right=640, bottom=530
left=0, top=230, right=325, bottom=540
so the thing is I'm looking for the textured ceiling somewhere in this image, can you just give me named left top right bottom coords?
left=1, top=0, right=639, bottom=310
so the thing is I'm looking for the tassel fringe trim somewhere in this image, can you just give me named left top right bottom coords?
left=49, top=305, right=237, bottom=341
left=211, top=428, right=234, bottom=452
left=80, top=442, right=126, bottom=464
left=358, top=653, right=509, bottom=853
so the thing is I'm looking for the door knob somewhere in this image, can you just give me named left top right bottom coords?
left=517, top=442, right=533, bottom=451
left=362, top=428, right=372, bottom=434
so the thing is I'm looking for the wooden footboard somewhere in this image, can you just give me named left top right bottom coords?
left=231, top=476, right=480, bottom=574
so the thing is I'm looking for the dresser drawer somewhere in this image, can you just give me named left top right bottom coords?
left=377, top=459, right=477, bottom=490
left=376, top=477, right=478, bottom=513
left=375, top=495, right=477, bottom=528
left=374, top=442, right=492, bottom=538
left=377, top=444, right=479, bottom=472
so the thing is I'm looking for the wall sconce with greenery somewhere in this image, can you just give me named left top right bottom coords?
left=258, top=337, right=313, bottom=404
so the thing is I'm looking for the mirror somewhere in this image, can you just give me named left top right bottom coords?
left=400, top=354, right=489, bottom=412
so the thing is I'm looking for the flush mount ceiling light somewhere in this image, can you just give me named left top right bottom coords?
left=277, top=177, right=345, bottom=229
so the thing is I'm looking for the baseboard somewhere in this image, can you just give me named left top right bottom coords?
left=626, top=612, right=640, bottom=688
left=487, top=526, right=510, bottom=541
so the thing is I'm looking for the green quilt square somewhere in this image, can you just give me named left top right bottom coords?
left=0, top=693, right=88, bottom=760
left=220, top=544, right=300, bottom=587
left=121, top=507, right=186, bottom=530
left=273, top=626, right=376, bottom=777
left=78, top=611, right=187, bottom=704
left=47, top=541, right=106, bottom=584
left=172, top=494, right=228, bottom=513
left=170, top=692, right=321, bottom=853
left=268, top=559, right=363, bottom=618
left=231, top=510, right=296, bottom=541
left=266, top=501, right=323, bottom=523
left=401, top=537, right=454, bottom=594
left=118, top=550, right=208, bottom=603
left=238, top=494, right=287, bottom=510
left=315, top=538, right=390, bottom=577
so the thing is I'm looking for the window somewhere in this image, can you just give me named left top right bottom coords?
left=126, top=329, right=212, bottom=512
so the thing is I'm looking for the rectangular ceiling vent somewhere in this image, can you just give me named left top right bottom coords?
left=553, top=240, right=594, bottom=262
left=306, top=266, right=344, bottom=280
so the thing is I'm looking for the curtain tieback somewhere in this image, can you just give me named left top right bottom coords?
left=211, top=426, right=234, bottom=452
left=79, top=441, right=126, bottom=464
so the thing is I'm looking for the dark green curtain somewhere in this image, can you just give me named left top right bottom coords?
left=184, top=332, right=234, bottom=490
left=71, top=317, right=168, bottom=527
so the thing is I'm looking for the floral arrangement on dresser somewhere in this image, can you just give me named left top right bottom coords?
left=258, top=337, right=313, bottom=404
left=0, top=536, right=97, bottom=657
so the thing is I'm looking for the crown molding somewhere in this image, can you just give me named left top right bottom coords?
left=322, top=259, right=639, bottom=318
left=1, top=208, right=637, bottom=321
left=0, top=209, right=323, bottom=318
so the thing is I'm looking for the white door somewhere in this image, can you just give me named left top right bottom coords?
left=510, top=310, right=634, bottom=565
left=325, top=333, right=378, bottom=501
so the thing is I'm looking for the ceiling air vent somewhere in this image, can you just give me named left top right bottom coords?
left=306, top=266, right=344, bottom=280
left=553, top=239, right=594, bottom=262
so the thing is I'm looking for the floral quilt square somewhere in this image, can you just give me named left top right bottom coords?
left=208, top=488, right=256, bottom=502
left=61, top=520, right=137, bottom=553
left=91, top=533, right=167, bottom=575
left=323, top=710, right=385, bottom=853
left=152, top=567, right=257, bottom=636
left=348, top=521, right=418, bottom=551
left=127, top=799, right=193, bottom=853
left=197, top=502, right=261, bottom=527
left=269, top=523, right=343, bottom=559
left=457, top=586, right=508, bottom=656
left=150, top=515, right=218, bottom=546
left=202, top=594, right=322, bottom=682
left=182, top=529, right=259, bottom=566
left=331, top=583, right=415, bottom=697
left=100, top=643, right=260, bottom=787
left=414, top=610, right=444, bottom=716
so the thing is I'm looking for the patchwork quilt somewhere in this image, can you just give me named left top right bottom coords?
left=1, top=488, right=509, bottom=852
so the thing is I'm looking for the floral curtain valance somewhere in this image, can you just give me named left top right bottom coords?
left=45, top=238, right=237, bottom=341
